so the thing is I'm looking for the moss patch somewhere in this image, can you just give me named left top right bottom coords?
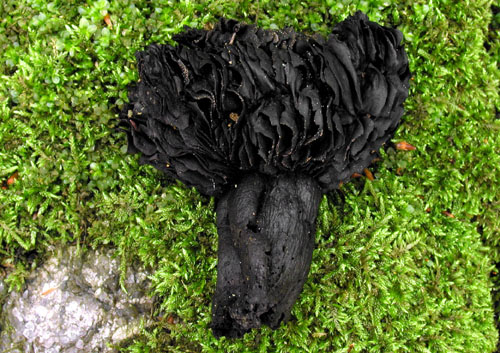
left=0, top=0, right=498, bottom=352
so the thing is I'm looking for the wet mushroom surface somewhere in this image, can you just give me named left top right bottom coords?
left=119, top=12, right=410, bottom=338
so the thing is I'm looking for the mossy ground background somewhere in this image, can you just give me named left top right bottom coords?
left=0, top=0, right=499, bottom=352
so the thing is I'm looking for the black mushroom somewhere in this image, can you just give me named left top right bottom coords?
left=119, top=12, right=410, bottom=338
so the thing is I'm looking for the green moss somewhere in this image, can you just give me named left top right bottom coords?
left=0, top=0, right=498, bottom=352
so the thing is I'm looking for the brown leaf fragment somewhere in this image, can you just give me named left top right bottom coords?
left=352, top=172, right=363, bottom=178
left=204, top=22, right=214, bottom=31
left=7, top=172, right=18, bottom=185
left=229, top=32, right=237, bottom=45
left=104, top=13, right=113, bottom=29
left=396, top=141, right=416, bottom=151
left=229, top=112, right=239, bottom=122
left=442, top=211, right=455, bottom=218
left=363, top=168, right=374, bottom=181
left=41, top=287, right=57, bottom=296
left=166, top=314, right=178, bottom=325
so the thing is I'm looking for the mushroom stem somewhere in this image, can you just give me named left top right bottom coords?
left=211, top=173, right=322, bottom=338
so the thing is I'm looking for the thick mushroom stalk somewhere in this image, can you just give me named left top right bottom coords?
left=212, top=174, right=322, bottom=337
left=119, top=12, right=410, bottom=338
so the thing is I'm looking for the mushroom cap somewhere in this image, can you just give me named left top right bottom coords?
left=121, top=12, right=410, bottom=196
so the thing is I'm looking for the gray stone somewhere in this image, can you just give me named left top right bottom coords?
left=0, top=246, right=153, bottom=352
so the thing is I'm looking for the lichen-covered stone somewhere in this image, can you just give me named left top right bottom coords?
left=0, top=246, right=152, bottom=353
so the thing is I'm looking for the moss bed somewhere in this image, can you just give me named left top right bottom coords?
left=0, top=0, right=499, bottom=352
